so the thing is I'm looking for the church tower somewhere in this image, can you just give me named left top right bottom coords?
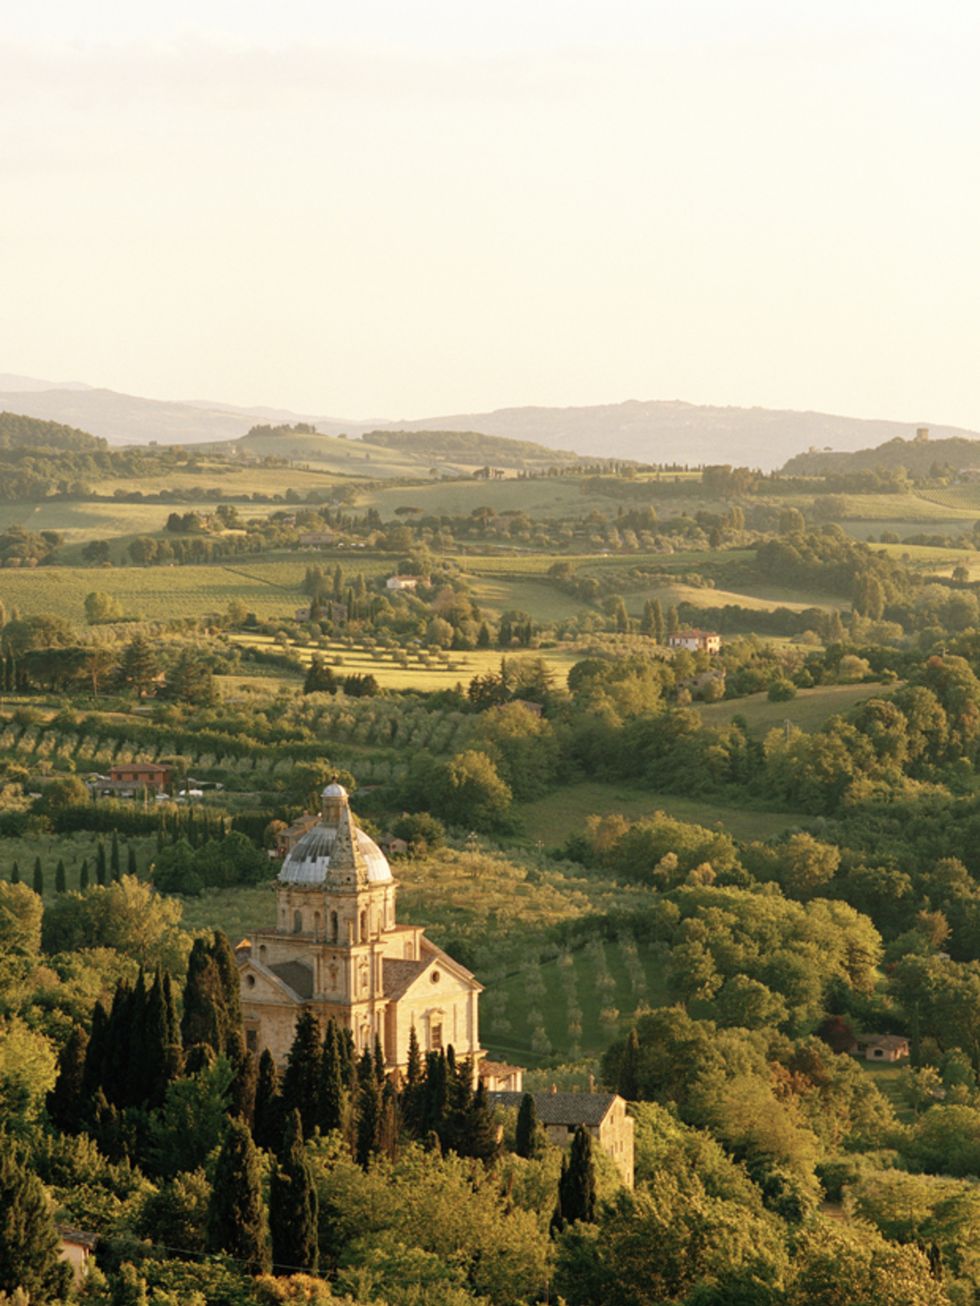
left=237, top=780, right=519, bottom=1089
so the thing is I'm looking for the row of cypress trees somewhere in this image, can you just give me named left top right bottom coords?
left=257, top=1013, right=499, bottom=1168
left=6, top=832, right=140, bottom=894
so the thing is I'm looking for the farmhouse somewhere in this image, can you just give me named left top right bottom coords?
left=88, top=761, right=171, bottom=798
left=386, top=575, right=421, bottom=591
left=860, top=1034, right=910, bottom=1062
left=58, top=1228, right=97, bottom=1285
left=237, top=782, right=521, bottom=1090
left=489, top=1089, right=635, bottom=1186
left=668, top=629, right=722, bottom=654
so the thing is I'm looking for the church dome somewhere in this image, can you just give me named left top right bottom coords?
left=278, top=806, right=392, bottom=887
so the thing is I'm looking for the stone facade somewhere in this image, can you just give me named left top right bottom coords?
left=489, top=1089, right=635, bottom=1186
left=237, top=783, right=518, bottom=1088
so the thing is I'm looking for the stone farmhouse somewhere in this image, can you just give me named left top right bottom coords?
left=236, top=783, right=522, bottom=1092
left=489, top=1088, right=635, bottom=1186
left=668, top=629, right=722, bottom=654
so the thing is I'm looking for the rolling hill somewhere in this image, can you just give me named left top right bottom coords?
left=2, top=375, right=977, bottom=470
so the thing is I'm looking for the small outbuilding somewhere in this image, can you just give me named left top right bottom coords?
left=860, top=1034, right=910, bottom=1062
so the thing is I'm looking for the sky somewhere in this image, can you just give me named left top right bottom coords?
left=1, top=1, right=978, bottom=424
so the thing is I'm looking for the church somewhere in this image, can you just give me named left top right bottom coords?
left=236, top=782, right=523, bottom=1091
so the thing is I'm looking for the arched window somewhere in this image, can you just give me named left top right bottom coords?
left=293, top=910, right=302, bottom=934
left=330, top=911, right=338, bottom=942
left=314, top=911, right=321, bottom=936
left=360, top=910, right=368, bottom=943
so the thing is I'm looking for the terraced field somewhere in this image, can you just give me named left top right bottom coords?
left=228, top=632, right=581, bottom=692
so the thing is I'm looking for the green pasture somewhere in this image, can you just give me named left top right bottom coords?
left=697, top=682, right=886, bottom=735
left=515, top=781, right=801, bottom=847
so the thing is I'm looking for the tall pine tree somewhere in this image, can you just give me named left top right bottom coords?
left=96, top=842, right=108, bottom=886
left=269, top=1109, right=319, bottom=1275
left=79, top=857, right=89, bottom=890
left=55, top=859, right=66, bottom=894
left=32, top=857, right=43, bottom=895
left=110, top=830, right=121, bottom=880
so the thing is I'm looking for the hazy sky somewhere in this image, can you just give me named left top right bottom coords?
left=1, top=1, right=978, bottom=423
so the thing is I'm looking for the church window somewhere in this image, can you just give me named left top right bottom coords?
left=330, top=911, right=338, bottom=942
left=430, top=970, right=440, bottom=984
left=430, top=1021, right=443, bottom=1051
left=360, top=910, right=368, bottom=942
left=245, top=1026, right=258, bottom=1052
left=293, top=910, right=302, bottom=933
left=314, top=911, right=321, bottom=936
left=245, top=974, right=256, bottom=989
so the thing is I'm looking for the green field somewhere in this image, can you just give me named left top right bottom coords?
left=228, top=632, right=581, bottom=692
left=515, top=782, right=802, bottom=846
left=697, top=682, right=885, bottom=735
left=0, top=831, right=157, bottom=895
left=0, top=554, right=391, bottom=623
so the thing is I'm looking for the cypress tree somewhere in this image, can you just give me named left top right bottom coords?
left=269, top=1109, right=319, bottom=1275
left=317, top=1021, right=344, bottom=1134
left=339, top=1026, right=357, bottom=1090
left=379, top=1078, right=400, bottom=1160
left=47, top=1026, right=88, bottom=1134
left=401, top=1026, right=424, bottom=1134
left=140, top=969, right=183, bottom=1108
left=110, top=830, right=121, bottom=880
left=461, top=1080, right=498, bottom=1164
left=254, top=1049, right=282, bottom=1151
left=55, top=859, right=66, bottom=894
left=421, top=1051, right=448, bottom=1137
left=79, top=858, right=89, bottom=890
left=281, top=1011, right=322, bottom=1137
left=515, top=1092, right=542, bottom=1159
left=231, top=1050, right=258, bottom=1127
left=82, top=1000, right=110, bottom=1102
left=123, top=970, right=149, bottom=1107
left=96, top=841, right=108, bottom=885
left=181, top=937, right=226, bottom=1054
left=355, top=1047, right=382, bottom=1167
left=652, top=599, right=665, bottom=644
left=9, top=861, right=19, bottom=884
left=0, top=1143, right=74, bottom=1301
left=552, top=1125, right=596, bottom=1232
left=32, top=857, right=43, bottom=896
left=127, top=845, right=138, bottom=876
left=210, top=930, right=245, bottom=1060
left=618, top=1027, right=640, bottom=1100
left=207, top=1118, right=271, bottom=1274
left=373, top=1033, right=386, bottom=1087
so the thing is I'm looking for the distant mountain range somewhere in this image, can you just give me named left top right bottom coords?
left=1, top=374, right=977, bottom=470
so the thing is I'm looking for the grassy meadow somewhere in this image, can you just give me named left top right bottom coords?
left=696, top=682, right=884, bottom=735
left=514, top=782, right=804, bottom=847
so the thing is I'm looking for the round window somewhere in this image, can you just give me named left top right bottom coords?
left=430, top=970, right=440, bottom=984
left=246, top=974, right=256, bottom=988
